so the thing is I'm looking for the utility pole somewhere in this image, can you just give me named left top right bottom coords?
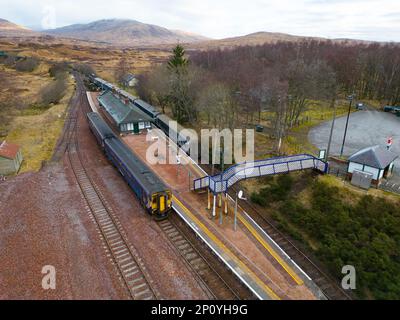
left=340, top=94, right=355, bottom=157
left=326, top=99, right=337, bottom=162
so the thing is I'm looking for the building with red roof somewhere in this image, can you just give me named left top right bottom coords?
left=0, top=141, right=23, bottom=175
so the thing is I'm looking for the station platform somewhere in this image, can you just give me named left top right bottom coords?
left=86, top=92, right=99, bottom=113
left=122, top=129, right=324, bottom=300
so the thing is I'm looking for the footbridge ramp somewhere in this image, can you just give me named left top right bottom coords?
left=193, top=154, right=328, bottom=194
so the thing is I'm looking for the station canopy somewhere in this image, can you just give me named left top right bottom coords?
left=98, top=91, right=152, bottom=125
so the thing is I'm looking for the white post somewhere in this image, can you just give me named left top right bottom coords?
left=212, top=195, right=216, bottom=218
left=219, top=199, right=223, bottom=225
left=224, top=193, right=228, bottom=215
left=234, top=194, right=238, bottom=231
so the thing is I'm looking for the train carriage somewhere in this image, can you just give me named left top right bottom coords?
left=87, top=112, right=117, bottom=148
left=104, top=138, right=171, bottom=219
left=87, top=112, right=171, bottom=219
left=155, top=113, right=188, bottom=147
left=133, top=99, right=161, bottom=118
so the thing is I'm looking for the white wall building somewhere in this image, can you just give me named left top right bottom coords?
left=347, top=145, right=398, bottom=185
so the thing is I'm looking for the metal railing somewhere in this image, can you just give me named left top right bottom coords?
left=194, top=154, right=328, bottom=194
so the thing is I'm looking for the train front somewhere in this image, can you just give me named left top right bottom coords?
left=151, top=190, right=172, bottom=220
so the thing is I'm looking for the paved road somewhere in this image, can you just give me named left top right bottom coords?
left=308, top=109, right=400, bottom=177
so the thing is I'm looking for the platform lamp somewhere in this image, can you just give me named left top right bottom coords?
left=234, top=190, right=247, bottom=231
left=176, top=154, right=182, bottom=178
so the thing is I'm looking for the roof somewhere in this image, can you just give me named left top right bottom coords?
left=134, top=99, right=160, bottom=117
left=123, top=74, right=136, bottom=82
left=0, top=141, right=20, bottom=160
left=98, top=91, right=152, bottom=125
left=105, top=137, right=168, bottom=194
left=348, top=145, right=398, bottom=169
left=87, top=112, right=117, bottom=140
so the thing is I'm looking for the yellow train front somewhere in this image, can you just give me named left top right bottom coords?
left=149, top=191, right=172, bottom=219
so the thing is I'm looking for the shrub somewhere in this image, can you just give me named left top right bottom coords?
left=3, top=54, right=16, bottom=67
left=15, top=57, right=39, bottom=72
left=74, top=63, right=95, bottom=76
left=39, top=77, right=67, bottom=106
left=49, top=62, right=70, bottom=78
left=250, top=192, right=267, bottom=206
left=277, top=179, right=400, bottom=299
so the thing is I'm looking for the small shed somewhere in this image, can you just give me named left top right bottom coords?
left=122, top=74, right=138, bottom=87
left=0, top=141, right=23, bottom=175
left=347, top=145, right=398, bottom=185
left=98, top=91, right=152, bottom=134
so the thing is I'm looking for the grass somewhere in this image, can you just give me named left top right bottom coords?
left=247, top=171, right=400, bottom=299
left=282, top=100, right=353, bottom=155
left=5, top=81, right=73, bottom=173
left=0, top=37, right=171, bottom=175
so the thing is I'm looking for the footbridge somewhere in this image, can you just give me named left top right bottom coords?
left=193, top=154, right=328, bottom=194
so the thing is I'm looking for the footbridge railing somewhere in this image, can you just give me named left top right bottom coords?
left=193, top=154, right=328, bottom=194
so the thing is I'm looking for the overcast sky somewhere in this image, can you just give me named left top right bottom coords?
left=1, top=0, right=400, bottom=41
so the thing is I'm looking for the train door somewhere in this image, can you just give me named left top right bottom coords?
left=159, top=194, right=166, bottom=213
left=133, top=123, right=139, bottom=134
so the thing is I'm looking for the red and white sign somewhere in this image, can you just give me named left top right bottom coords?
left=387, top=137, right=393, bottom=147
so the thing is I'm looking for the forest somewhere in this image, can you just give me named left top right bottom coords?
left=136, top=42, right=400, bottom=299
left=138, top=41, right=400, bottom=152
left=252, top=174, right=400, bottom=300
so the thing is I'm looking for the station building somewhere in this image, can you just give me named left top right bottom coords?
left=347, top=145, right=398, bottom=185
left=97, top=91, right=152, bottom=135
left=0, top=141, right=23, bottom=175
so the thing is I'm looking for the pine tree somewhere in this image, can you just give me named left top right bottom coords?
left=168, top=45, right=188, bottom=71
left=167, top=45, right=191, bottom=123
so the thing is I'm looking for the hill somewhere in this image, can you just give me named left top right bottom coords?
left=188, top=31, right=376, bottom=50
left=0, top=18, right=37, bottom=37
left=44, top=19, right=209, bottom=46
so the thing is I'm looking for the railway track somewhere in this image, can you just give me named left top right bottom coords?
left=65, top=77, right=159, bottom=300
left=158, top=212, right=256, bottom=300
left=67, top=74, right=256, bottom=300
left=234, top=194, right=352, bottom=300
left=51, top=81, right=80, bottom=162
left=200, top=164, right=352, bottom=300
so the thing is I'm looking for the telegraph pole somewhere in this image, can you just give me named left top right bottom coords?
left=326, top=99, right=337, bottom=161
left=340, top=94, right=355, bottom=157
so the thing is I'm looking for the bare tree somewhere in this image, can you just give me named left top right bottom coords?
left=115, top=57, right=130, bottom=86
left=145, top=65, right=170, bottom=114
left=196, top=82, right=236, bottom=130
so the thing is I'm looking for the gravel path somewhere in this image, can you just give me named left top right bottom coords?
left=0, top=164, right=126, bottom=299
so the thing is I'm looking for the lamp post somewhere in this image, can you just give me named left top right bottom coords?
left=176, top=154, right=182, bottom=178
left=234, top=190, right=247, bottom=231
left=340, top=94, right=355, bottom=157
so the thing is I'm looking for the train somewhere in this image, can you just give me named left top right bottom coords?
left=87, top=112, right=172, bottom=220
left=90, top=76, right=189, bottom=148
